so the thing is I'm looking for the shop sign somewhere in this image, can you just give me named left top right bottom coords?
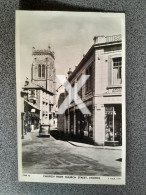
left=105, top=107, right=116, bottom=115
left=105, top=107, right=113, bottom=111
left=31, top=109, right=36, bottom=113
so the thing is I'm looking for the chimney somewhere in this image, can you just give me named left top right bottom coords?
left=93, top=36, right=106, bottom=44
left=32, top=47, right=35, bottom=53
left=24, top=78, right=29, bottom=86
left=67, top=68, right=72, bottom=78
left=48, top=44, right=51, bottom=51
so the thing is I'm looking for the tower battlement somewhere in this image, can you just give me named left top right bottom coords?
left=32, top=47, right=55, bottom=59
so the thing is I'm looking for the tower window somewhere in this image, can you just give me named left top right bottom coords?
left=38, top=64, right=41, bottom=77
left=42, top=64, right=45, bottom=78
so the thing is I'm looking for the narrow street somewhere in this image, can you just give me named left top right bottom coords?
left=22, top=130, right=122, bottom=176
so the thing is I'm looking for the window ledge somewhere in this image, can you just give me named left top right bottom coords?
left=107, top=85, right=122, bottom=89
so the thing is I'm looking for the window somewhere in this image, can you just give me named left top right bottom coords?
left=112, top=57, right=122, bottom=84
left=88, top=66, right=92, bottom=90
left=77, top=74, right=82, bottom=97
left=49, top=105, right=52, bottom=112
left=38, top=64, right=46, bottom=78
left=42, top=64, right=45, bottom=78
left=85, top=64, right=92, bottom=93
left=38, top=64, right=41, bottom=77
left=29, top=90, right=36, bottom=103
left=30, top=89, right=35, bottom=96
left=70, top=83, right=74, bottom=103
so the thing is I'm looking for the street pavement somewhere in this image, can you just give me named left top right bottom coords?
left=22, top=130, right=122, bottom=176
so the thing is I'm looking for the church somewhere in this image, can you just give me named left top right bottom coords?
left=21, top=46, right=57, bottom=134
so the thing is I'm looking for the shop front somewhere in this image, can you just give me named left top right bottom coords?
left=69, top=109, right=74, bottom=135
left=24, top=100, right=40, bottom=133
left=75, top=105, right=93, bottom=139
left=105, top=104, right=122, bottom=146
left=66, top=103, right=93, bottom=141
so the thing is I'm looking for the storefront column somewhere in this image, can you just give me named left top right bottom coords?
left=40, top=91, right=42, bottom=124
left=73, top=107, right=76, bottom=135
left=93, top=104, right=105, bottom=145
left=68, top=109, right=70, bottom=134
left=93, top=106, right=95, bottom=141
left=64, top=114, right=67, bottom=133
left=113, top=106, right=115, bottom=141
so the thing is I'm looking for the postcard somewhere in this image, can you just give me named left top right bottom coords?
left=16, top=11, right=125, bottom=184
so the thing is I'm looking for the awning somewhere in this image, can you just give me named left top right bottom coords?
left=24, top=99, right=40, bottom=111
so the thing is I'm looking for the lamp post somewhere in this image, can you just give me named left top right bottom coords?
left=21, top=90, right=28, bottom=139
left=31, top=108, right=36, bottom=131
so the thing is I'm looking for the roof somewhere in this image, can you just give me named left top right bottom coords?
left=23, top=82, right=54, bottom=95
left=58, top=92, right=65, bottom=107
left=68, top=40, right=122, bottom=82
left=24, top=99, right=40, bottom=111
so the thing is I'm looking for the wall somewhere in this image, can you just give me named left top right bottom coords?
left=93, top=44, right=122, bottom=144
left=57, top=93, right=65, bottom=131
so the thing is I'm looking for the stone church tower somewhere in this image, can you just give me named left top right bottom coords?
left=31, top=46, right=56, bottom=104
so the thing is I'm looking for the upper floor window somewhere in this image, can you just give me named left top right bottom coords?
left=70, top=83, right=75, bottom=103
left=86, top=64, right=93, bottom=93
left=77, top=74, right=82, bottom=98
left=30, top=89, right=35, bottom=96
left=112, top=57, right=122, bottom=85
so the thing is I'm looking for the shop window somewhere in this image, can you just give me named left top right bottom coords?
left=42, top=64, right=45, bottom=78
left=38, top=64, right=41, bottom=77
left=112, top=57, right=122, bottom=85
left=105, top=105, right=122, bottom=145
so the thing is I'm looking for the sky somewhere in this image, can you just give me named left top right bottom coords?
left=17, top=11, right=123, bottom=96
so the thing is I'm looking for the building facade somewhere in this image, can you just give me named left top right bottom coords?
left=57, top=92, right=66, bottom=132
left=31, top=46, right=56, bottom=103
left=63, top=35, right=122, bottom=146
left=21, top=46, right=57, bottom=136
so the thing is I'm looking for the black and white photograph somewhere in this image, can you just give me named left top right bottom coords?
left=16, top=11, right=125, bottom=184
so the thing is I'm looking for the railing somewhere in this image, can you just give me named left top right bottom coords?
left=93, top=34, right=122, bottom=44
left=106, top=34, right=122, bottom=43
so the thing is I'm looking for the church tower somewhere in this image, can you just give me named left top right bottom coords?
left=31, top=45, right=56, bottom=104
